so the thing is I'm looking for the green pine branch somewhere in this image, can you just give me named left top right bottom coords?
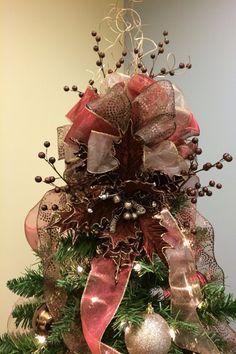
left=7, top=267, right=44, bottom=298
left=135, top=256, right=169, bottom=284
left=199, top=283, right=236, bottom=324
left=0, top=333, right=38, bottom=354
left=47, top=298, right=80, bottom=345
left=12, top=300, right=42, bottom=329
left=55, top=230, right=99, bottom=262
left=168, top=343, right=184, bottom=354
left=56, top=273, right=87, bottom=293
left=170, top=194, right=188, bottom=215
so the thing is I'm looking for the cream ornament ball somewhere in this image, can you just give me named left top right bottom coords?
left=125, top=313, right=172, bottom=354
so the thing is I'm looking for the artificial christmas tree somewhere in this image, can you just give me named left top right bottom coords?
left=1, top=5, right=236, bottom=354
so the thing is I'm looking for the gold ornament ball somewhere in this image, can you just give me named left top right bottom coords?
left=123, top=212, right=132, bottom=220
left=32, top=304, right=53, bottom=336
left=125, top=313, right=171, bottom=354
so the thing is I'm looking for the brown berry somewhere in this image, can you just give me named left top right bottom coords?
left=169, top=70, right=175, bottom=76
left=44, top=177, right=51, bottom=184
left=91, top=30, right=97, bottom=36
left=99, top=52, right=105, bottom=58
left=203, top=162, right=212, bottom=171
left=49, top=157, right=56, bottom=164
left=49, top=176, right=55, bottom=183
left=192, top=137, right=199, bottom=144
left=55, top=187, right=61, bottom=193
left=96, top=60, right=102, bottom=66
left=206, top=190, right=213, bottom=196
left=190, top=189, right=197, bottom=196
left=195, top=147, right=202, bottom=155
left=186, top=187, right=192, bottom=195
left=216, top=183, right=222, bottom=189
left=186, top=63, right=192, bottom=69
left=164, top=38, right=169, bottom=44
left=163, top=30, right=168, bottom=36
left=223, top=153, right=233, bottom=162
left=188, top=154, right=194, bottom=161
left=191, top=198, right=197, bottom=204
left=138, top=63, right=142, bottom=69
left=179, top=62, right=185, bottom=69
left=158, top=42, right=163, bottom=48
left=38, top=152, right=45, bottom=159
left=122, top=50, right=127, bottom=56
left=89, top=79, right=94, bottom=85
left=93, top=45, right=99, bottom=52
left=52, top=204, right=58, bottom=211
left=79, top=92, right=84, bottom=98
left=116, top=62, right=121, bottom=68
left=216, top=162, right=223, bottom=169
left=203, top=186, right=208, bottom=192
left=142, top=68, right=147, bottom=73
left=191, top=163, right=198, bottom=171
left=35, top=176, right=42, bottom=183
left=119, top=57, right=124, bottom=64
left=72, top=85, right=78, bottom=91
left=198, top=191, right=204, bottom=197
left=95, top=35, right=101, bottom=42
left=63, top=85, right=69, bottom=92
left=41, top=204, right=48, bottom=211
left=195, top=182, right=201, bottom=189
left=108, top=69, right=113, bottom=74
left=209, top=180, right=215, bottom=187
left=134, top=48, right=139, bottom=54
left=150, top=53, right=155, bottom=59
left=160, top=67, right=166, bottom=74
left=158, top=48, right=164, bottom=54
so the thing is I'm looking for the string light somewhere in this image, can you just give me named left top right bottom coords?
left=133, top=263, right=142, bottom=272
left=35, top=335, right=46, bottom=345
left=169, top=327, right=176, bottom=340
left=77, top=265, right=84, bottom=274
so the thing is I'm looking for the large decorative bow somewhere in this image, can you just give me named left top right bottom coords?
left=63, top=73, right=199, bottom=178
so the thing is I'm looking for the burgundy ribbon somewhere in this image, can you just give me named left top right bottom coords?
left=81, top=258, right=132, bottom=354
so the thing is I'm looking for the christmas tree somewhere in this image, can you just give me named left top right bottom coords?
left=1, top=5, right=236, bottom=354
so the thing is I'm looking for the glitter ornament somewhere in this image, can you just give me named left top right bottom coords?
left=125, top=312, right=171, bottom=354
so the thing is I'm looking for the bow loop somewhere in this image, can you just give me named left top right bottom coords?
left=87, top=82, right=131, bottom=133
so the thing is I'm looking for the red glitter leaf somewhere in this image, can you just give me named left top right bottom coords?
left=139, top=214, right=167, bottom=262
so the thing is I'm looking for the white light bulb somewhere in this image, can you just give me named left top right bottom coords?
left=169, top=328, right=176, bottom=340
left=133, top=263, right=142, bottom=272
left=77, top=265, right=83, bottom=274
left=35, top=335, right=46, bottom=345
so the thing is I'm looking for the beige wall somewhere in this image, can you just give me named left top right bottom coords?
left=0, top=0, right=123, bottom=334
left=129, top=0, right=236, bottom=313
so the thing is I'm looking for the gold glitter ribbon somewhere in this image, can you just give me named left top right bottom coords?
left=36, top=190, right=89, bottom=352
left=159, top=208, right=220, bottom=353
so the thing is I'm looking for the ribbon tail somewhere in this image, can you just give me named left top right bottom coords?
left=81, top=258, right=132, bottom=354
left=159, top=208, right=220, bottom=354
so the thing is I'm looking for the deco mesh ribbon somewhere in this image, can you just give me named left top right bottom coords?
left=25, top=73, right=236, bottom=353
